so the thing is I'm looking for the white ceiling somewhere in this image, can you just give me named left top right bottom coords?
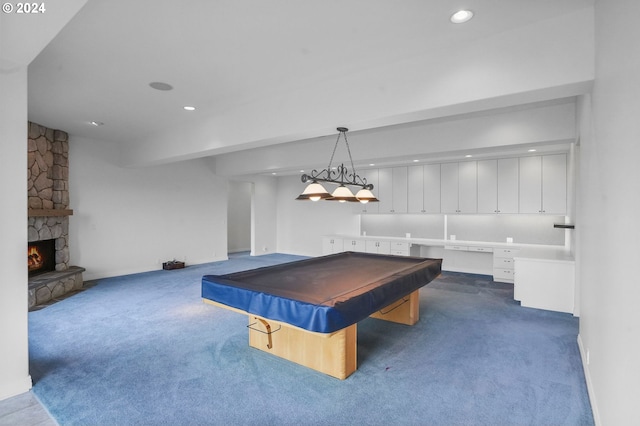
left=26, top=0, right=594, bottom=171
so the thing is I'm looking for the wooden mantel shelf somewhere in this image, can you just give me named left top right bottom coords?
left=28, top=208, right=74, bottom=217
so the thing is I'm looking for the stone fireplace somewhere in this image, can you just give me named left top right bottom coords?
left=27, top=121, right=84, bottom=308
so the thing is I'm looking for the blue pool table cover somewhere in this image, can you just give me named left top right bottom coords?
left=202, top=252, right=442, bottom=333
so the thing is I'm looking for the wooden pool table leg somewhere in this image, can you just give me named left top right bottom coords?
left=247, top=316, right=357, bottom=380
left=369, top=289, right=420, bottom=326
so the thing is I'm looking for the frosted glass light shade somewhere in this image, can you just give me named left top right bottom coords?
left=330, top=185, right=357, bottom=203
left=355, top=188, right=379, bottom=204
left=295, top=182, right=331, bottom=201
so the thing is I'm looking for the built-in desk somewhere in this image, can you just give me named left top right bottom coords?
left=323, top=235, right=567, bottom=277
left=323, top=235, right=575, bottom=315
left=514, top=248, right=576, bottom=315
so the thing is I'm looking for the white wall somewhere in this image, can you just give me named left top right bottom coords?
left=69, top=136, right=228, bottom=280
left=577, top=0, right=640, bottom=423
left=227, top=181, right=252, bottom=253
left=276, top=175, right=360, bottom=256
left=0, top=67, right=32, bottom=400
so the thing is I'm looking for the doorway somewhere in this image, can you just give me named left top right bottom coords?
left=227, top=181, right=253, bottom=256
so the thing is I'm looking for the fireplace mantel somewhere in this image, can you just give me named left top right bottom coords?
left=28, top=208, right=74, bottom=217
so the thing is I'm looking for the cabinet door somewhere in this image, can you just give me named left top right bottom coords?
left=408, top=164, right=440, bottom=213
left=345, top=239, right=366, bottom=252
left=322, top=237, right=344, bottom=254
left=376, top=168, right=394, bottom=213
left=458, top=161, right=477, bottom=213
left=519, top=155, right=566, bottom=214
left=377, top=240, right=391, bottom=254
left=407, top=165, right=424, bottom=213
left=542, top=154, right=567, bottom=214
left=353, top=169, right=379, bottom=214
left=365, top=240, right=378, bottom=253
left=497, top=158, right=519, bottom=214
left=365, top=240, right=391, bottom=254
left=423, top=164, right=441, bottom=213
left=440, top=163, right=459, bottom=213
left=376, top=167, right=407, bottom=213
left=391, top=167, right=408, bottom=213
left=477, top=160, right=497, bottom=213
left=519, top=156, right=542, bottom=213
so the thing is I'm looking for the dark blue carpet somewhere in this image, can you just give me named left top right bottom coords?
left=29, top=254, right=593, bottom=425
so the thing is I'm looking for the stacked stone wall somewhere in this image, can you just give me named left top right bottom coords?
left=27, top=122, right=69, bottom=210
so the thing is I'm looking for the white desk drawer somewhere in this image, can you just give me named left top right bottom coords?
left=493, top=257, right=515, bottom=268
left=445, top=245, right=468, bottom=251
left=391, top=242, right=410, bottom=250
left=495, top=248, right=520, bottom=257
left=493, top=268, right=515, bottom=282
left=468, top=246, right=493, bottom=253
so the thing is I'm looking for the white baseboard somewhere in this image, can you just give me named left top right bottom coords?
left=228, top=248, right=251, bottom=254
left=0, top=375, right=32, bottom=401
left=577, top=334, right=600, bottom=425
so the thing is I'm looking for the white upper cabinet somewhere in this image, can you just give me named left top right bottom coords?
left=541, top=154, right=567, bottom=214
left=408, top=164, right=441, bottom=213
left=477, top=160, right=498, bottom=213
left=442, top=162, right=477, bottom=213
left=458, top=161, right=477, bottom=213
left=440, top=163, right=459, bottom=213
left=519, top=154, right=567, bottom=214
left=376, top=168, right=393, bottom=213
left=407, top=165, right=423, bottom=213
left=478, top=158, right=519, bottom=213
left=377, top=167, right=408, bottom=213
left=423, top=164, right=442, bottom=213
left=519, top=156, right=542, bottom=213
left=356, top=154, right=566, bottom=215
left=497, top=158, right=520, bottom=214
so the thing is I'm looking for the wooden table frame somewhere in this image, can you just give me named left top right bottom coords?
left=203, top=289, right=420, bottom=379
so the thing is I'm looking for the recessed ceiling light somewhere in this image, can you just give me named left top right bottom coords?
left=413, top=159, right=420, bottom=163
left=465, top=154, right=473, bottom=158
left=450, top=10, right=474, bottom=24
left=528, top=149, right=537, bottom=152
left=183, top=106, right=196, bottom=111
left=149, top=82, right=173, bottom=91
left=369, top=163, right=375, bottom=167
left=271, top=172, right=277, bottom=175
left=90, top=121, right=104, bottom=126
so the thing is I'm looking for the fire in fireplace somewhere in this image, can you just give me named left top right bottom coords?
left=28, top=239, right=56, bottom=277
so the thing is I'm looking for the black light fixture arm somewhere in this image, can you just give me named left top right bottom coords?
left=300, top=127, right=373, bottom=190
left=300, top=164, right=374, bottom=190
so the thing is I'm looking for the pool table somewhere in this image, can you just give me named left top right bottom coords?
left=202, top=251, right=442, bottom=379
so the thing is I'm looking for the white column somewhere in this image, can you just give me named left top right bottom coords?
left=0, top=66, right=32, bottom=400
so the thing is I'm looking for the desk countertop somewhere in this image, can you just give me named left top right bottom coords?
left=325, top=234, right=574, bottom=261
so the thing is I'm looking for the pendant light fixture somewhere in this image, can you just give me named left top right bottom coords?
left=296, top=127, right=379, bottom=204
